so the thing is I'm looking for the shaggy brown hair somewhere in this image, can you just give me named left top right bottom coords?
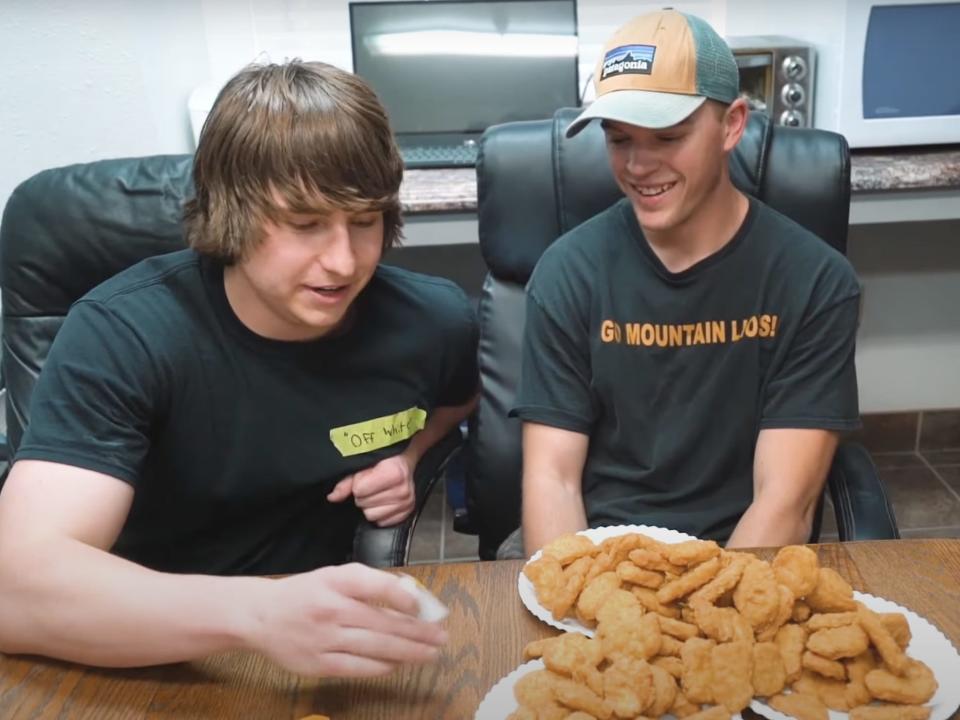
left=183, top=60, right=404, bottom=262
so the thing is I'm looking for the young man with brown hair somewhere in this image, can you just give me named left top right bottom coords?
left=512, top=10, right=860, bottom=557
left=0, top=61, right=477, bottom=675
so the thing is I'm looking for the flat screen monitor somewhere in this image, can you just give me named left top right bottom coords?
left=350, top=0, right=579, bottom=144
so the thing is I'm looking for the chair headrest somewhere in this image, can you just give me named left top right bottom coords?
left=477, top=108, right=849, bottom=284
left=0, top=155, right=193, bottom=317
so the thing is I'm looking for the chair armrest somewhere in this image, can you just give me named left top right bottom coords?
left=827, top=442, right=900, bottom=541
left=352, top=427, right=464, bottom=568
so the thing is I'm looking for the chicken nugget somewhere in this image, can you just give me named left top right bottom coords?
left=807, top=611, right=860, bottom=631
left=657, top=557, right=722, bottom=604
left=807, top=623, right=870, bottom=660
left=772, top=545, right=820, bottom=597
left=629, top=548, right=686, bottom=575
left=775, top=623, right=807, bottom=683
left=689, top=554, right=750, bottom=606
left=680, top=637, right=716, bottom=704
left=792, top=601, right=812, bottom=623
left=794, top=668, right=851, bottom=711
left=653, top=655, right=683, bottom=679
left=734, top=560, right=781, bottom=630
left=549, top=555, right=594, bottom=619
left=543, top=533, right=599, bottom=566
left=768, top=692, right=829, bottom=720
left=849, top=705, right=932, bottom=720
left=879, top=612, right=912, bottom=650
left=802, top=650, right=847, bottom=681
left=681, top=707, right=731, bottom=720
left=616, top=561, right=664, bottom=589
left=524, top=637, right=552, bottom=660
left=806, top=568, right=857, bottom=613
left=632, top=586, right=681, bottom=619
left=663, top=539, right=721, bottom=567
left=585, top=551, right=616, bottom=584
left=647, top=664, right=679, bottom=717
left=601, top=533, right=655, bottom=565
left=710, top=641, right=754, bottom=713
left=865, top=659, right=938, bottom=705
left=753, top=641, right=788, bottom=697
left=561, top=713, right=596, bottom=720
left=670, top=690, right=702, bottom=718
left=659, top=635, right=685, bottom=656
left=602, top=656, right=654, bottom=719
left=844, top=650, right=877, bottom=707
left=599, top=602, right=661, bottom=662
left=541, top=634, right=605, bottom=696
left=524, top=555, right=565, bottom=610
left=552, top=676, right=612, bottom=719
left=659, top=615, right=701, bottom=640
left=506, top=708, right=538, bottom=720
left=857, top=604, right=910, bottom=676
left=514, top=669, right=560, bottom=708
left=690, top=600, right=754, bottom=644
left=577, top=572, right=622, bottom=623
left=757, top=584, right=796, bottom=642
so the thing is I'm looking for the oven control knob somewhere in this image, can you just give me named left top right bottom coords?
left=780, top=110, right=805, bottom=127
left=781, top=83, right=806, bottom=106
left=782, top=55, right=807, bottom=81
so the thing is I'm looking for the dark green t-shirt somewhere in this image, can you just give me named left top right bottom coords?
left=17, top=250, right=478, bottom=574
left=513, top=197, right=860, bottom=541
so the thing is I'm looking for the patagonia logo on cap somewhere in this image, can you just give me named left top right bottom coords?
left=601, top=44, right=656, bottom=80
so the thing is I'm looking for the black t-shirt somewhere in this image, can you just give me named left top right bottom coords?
left=17, top=249, right=478, bottom=574
left=513, top=197, right=861, bottom=541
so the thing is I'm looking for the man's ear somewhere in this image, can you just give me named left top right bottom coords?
left=722, top=98, right=750, bottom=152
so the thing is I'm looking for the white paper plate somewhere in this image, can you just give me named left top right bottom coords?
left=475, top=658, right=693, bottom=720
left=751, top=591, right=960, bottom=720
left=518, top=524, right=697, bottom=636
left=479, top=593, right=959, bottom=720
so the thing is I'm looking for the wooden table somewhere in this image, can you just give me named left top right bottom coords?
left=1, top=539, right=958, bottom=719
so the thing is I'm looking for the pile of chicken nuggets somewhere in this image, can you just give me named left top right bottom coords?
left=514, top=532, right=939, bottom=720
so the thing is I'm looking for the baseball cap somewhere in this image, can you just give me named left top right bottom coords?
left=566, top=10, right=739, bottom=138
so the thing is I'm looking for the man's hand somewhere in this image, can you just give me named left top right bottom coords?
left=327, top=453, right=415, bottom=526
left=246, top=563, right=448, bottom=677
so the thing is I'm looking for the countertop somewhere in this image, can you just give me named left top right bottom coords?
left=399, top=145, right=960, bottom=214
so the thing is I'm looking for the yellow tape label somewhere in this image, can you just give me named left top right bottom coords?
left=329, top=407, right=427, bottom=457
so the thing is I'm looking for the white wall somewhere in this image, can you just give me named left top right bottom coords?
left=0, top=0, right=210, bottom=210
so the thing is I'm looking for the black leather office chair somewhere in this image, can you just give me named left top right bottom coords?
left=0, top=154, right=460, bottom=568
left=463, top=108, right=900, bottom=560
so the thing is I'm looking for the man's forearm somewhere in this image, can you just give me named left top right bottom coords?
left=0, top=539, right=269, bottom=667
left=403, top=396, right=477, bottom=466
left=522, top=483, right=587, bottom=556
left=726, top=500, right=814, bottom=548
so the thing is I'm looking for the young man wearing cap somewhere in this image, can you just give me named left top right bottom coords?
left=0, top=61, right=476, bottom=675
left=512, top=10, right=860, bottom=556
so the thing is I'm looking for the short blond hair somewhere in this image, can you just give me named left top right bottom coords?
left=183, top=60, right=404, bottom=262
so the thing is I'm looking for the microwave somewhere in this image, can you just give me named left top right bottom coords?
left=727, top=37, right=816, bottom=128
left=820, top=0, right=960, bottom=148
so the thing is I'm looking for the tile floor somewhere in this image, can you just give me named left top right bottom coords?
left=407, top=448, right=960, bottom=565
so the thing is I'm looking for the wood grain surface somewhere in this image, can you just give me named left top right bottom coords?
left=0, top=539, right=957, bottom=719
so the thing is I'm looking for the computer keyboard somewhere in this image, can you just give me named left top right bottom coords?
left=401, top=144, right=478, bottom=169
